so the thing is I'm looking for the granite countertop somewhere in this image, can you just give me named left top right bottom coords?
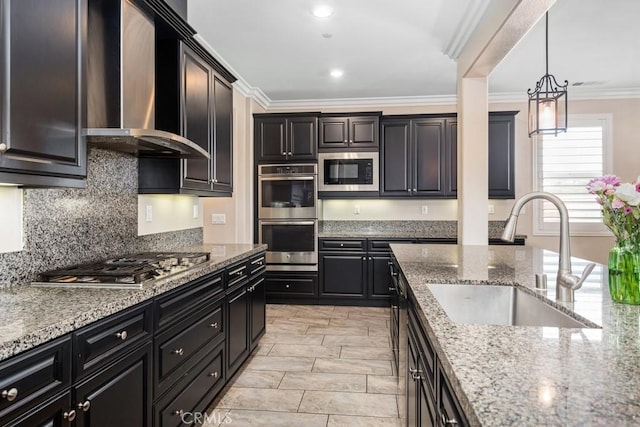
left=390, top=243, right=640, bottom=426
left=0, top=243, right=266, bottom=362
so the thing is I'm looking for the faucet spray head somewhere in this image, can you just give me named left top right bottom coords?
left=501, top=214, right=518, bottom=242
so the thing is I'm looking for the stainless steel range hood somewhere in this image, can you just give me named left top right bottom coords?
left=86, top=0, right=209, bottom=159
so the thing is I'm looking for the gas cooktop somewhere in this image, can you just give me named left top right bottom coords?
left=32, top=252, right=210, bottom=290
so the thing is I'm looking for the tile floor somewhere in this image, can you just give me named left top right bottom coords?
left=206, top=304, right=403, bottom=426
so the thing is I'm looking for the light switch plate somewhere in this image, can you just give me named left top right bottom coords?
left=211, top=214, right=226, bottom=225
left=145, top=205, right=153, bottom=222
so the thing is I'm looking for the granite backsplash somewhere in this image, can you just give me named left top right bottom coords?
left=319, top=220, right=510, bottom=239
left=0, top=148, right=202, bottom=288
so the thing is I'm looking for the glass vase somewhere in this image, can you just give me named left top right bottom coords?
left=608, top=241, right=640, bottom=305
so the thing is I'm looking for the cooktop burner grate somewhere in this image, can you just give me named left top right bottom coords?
left=32, top=252, right=210, bottom=289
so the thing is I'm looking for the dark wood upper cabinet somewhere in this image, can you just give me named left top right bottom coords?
left=319, top=113, right=380, bottom=151
left=446, top=111, right=517, bottom=199
left=0, top=0, right=87, bottom=187
left=382, top=112, right=517, bottom=199
left=254, top=114, right=318, bottom=163
left=139, top=41, right=233, bottom=196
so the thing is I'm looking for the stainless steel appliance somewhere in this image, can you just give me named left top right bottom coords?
left=318, top=152, right=379, bottom=192
left=257, top=164, right=318, bottom=271
left=258, top=164, right=317, bottom=219
left=32, top=252, right=210, bottom=289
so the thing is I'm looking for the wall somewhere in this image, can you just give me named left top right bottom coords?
left=0, top=148, right=202, bottom=288
left=0, top=187, right=23, bottom=252
left=202, top=91, right=265, bottom=244
left=137, top=194, right=202, bottom=236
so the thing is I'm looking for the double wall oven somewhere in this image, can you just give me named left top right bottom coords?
left=257, top=164, right=318, bottom=271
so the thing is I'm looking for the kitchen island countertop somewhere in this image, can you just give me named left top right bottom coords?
left=0, top=243, right=266, bottom=362
left=391, top=243, right=640, bottom=426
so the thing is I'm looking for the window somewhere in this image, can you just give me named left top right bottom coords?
left=533, top=114, right=612, bottom=236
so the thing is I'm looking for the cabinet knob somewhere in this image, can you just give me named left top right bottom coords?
left=287, top=152, right=292, bottom=155
left=340, top=243, right=344, bottom=247
left=349, top=140, right=353, bottom=143
left=413, top=188, right=417, bottom=192
left=389, top=287, right=396, bottom=292
left=282, top=152, right=286, bottom=156
left=78, top=400, right=91, bottom=412
left=285, top=284, right=290, bottom=288
left=213, top=178, right=218, bottom=183
left=63, top=410, right=77, bottom=422
left=173, top=410, right=185, bottom=417
left=116, top=330, right=128, bottom=340
left=208, top=371, right=219, bottom=378
left=0, top=143, right=7, bottom=153
left=209, top=322, right=218, bottom=329
left=1, top=388, right=18, bottom=401
left=172, top=348, right=184, bottom=356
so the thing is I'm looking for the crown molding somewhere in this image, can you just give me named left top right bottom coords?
left=442, top=0, right=491, bottom=60
left=489, top=88, right=640, bottom=103
left=265, top=95, right=458, bottom=111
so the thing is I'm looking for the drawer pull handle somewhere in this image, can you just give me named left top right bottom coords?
left=441, top=413, right=458, bottom=425
left=209, top=322, right=218, bottom=329
left=389, top=286, right=396, bottom=291
left=172, top=348, right=184, bottom=356
left=173, top=410, right=185, bottom=417
left=1, top=388, right=18, bottom=401
left=63, top=410, right=76, bottom=422
left=409, top=367, right=422, bottom=381
left=208, top=371, right=219, bottom=378
left=116, top=331, right=128, bottom=340
left=78, top=400, right=91, bottom=412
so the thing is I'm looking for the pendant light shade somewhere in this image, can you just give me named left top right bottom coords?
left=527, top=12, right=568, bottom=137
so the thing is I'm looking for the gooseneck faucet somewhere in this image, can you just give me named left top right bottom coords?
left=501, top=191, right=596, bottom=303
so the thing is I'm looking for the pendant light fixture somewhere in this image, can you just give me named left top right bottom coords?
left=527, top=11, right=568, bottom=137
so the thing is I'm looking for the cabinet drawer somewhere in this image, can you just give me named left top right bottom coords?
left=4, top=392, right=72, bottom=427
left=265, top=276, right=317, bottom=297
left=155, top=271, right=224, bottom=331
left=226, top=261, right=249, bottom=288
left=0, top=336, right=71, bottom=423
left=438, top=364, right=468, bottom=427
left=155, top=343, right=225, bottom=427
left=155, top=300, right=224, bottom=392
left=319, top=239, right=366, bottom=251
left=73, top=303, right=152, bottom=380
left=249, top=253, right=266, bottom=276
left=367, top=238, right=417, bottom=252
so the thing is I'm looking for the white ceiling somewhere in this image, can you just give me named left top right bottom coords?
left=187, top=0, right=640, bottom=106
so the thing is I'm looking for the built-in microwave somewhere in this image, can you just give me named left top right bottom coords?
left=318, top=152, right=379, bottom=192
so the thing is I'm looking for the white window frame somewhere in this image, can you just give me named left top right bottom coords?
left=532, top=114, right=613, bottom=237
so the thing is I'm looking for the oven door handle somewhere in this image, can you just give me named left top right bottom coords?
left=259, top=220, right=316, bottom=226
left=258, top=176, right=316, bottom=181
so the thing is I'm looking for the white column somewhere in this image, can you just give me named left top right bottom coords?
left=457, top=77, right=489, bottom=246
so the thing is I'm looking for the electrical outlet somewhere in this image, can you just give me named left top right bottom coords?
left=211, top=214, right=226, bottom=225
left=192, top=204, right=199, bottom=219
left=421, top=205, right=428, bottom=215
left=488, top=204, right=495, bottom=214
left=145, top=205, right=153, bottom=222
left=354, top=205, right=361, bottom=215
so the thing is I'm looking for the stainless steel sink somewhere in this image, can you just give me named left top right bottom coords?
left=427, top=284, right=597, bottom=328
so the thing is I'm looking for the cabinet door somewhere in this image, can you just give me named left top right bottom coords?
left=319, top=253, right=366, bottom=298
left=5, top=392, right=73, bottom=427
left=74, top=343, right=152, bottom=427
left=381, top=120, right=411, bottom=195
left=226, top=285, right=249, bottom=379
left=488, top=114, right=515, bottom=198
left=181, top=46, right=212, bottom=191
left=212, top=76, right=233, bottom=194
left=445, top=119, right=457, bottom=197
left=255, top=118, right=286, bottom=162
left=413, top=119, right=445, bottom=196
left=368, top=255, right=393, bottom=300
left=407, top=329, right=419, bottom=427
left=319, top=117, right=349, bottom=149
left=350, top=116, right=379, bottom=149
left=288, top=117, right=317, bottom=159
left=419, top=356, right=437, bottom=427
left=248, top=276, right=266, bottom=349
left=0, top=0, right=86, bottom=186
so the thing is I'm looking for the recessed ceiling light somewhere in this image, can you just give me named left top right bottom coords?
left=330, top=69, right=343, bottom=78
left=312, top=5, right=333, bottom=18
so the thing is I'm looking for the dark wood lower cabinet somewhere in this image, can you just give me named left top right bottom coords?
left=226, top=283, right=249, bottom=380
left=249, top=275, right=266, bottom=350
left=320, top=253, right=367, bottom=298
left=4, top=392, right=72, bottom=427
left=407, top=289, right=469, bottom=427
left=74, top=343, right=152, bottom=427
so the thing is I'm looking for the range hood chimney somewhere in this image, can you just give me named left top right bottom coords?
left=86, top=0, right=209, bottom=159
